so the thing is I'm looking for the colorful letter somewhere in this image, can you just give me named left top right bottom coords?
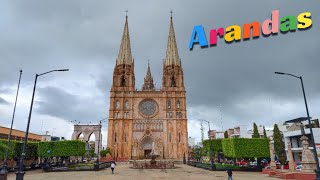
left=280, top=16, right=297, bottom=32
left=262, top=10, right=279, bottom=35
left=224, top=25, right=241, bottom=43
left=297, top=12, right=312, bottom=29
left=189, top=25, right=208, bottom=49
left=243, top=22, right=260, bottom=39
left=210, top=28, right=224, bottom=45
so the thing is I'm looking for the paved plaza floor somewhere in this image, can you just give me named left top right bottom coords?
left=7, top=163, right=275, bottom=180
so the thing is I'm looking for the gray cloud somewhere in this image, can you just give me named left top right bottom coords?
left=36, top=86, right=107, bottom=123
left=0, top=1, right=319, bottom=142
left=0, top=97, right=9, bottom=105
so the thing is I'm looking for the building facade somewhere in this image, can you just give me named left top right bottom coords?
left=0, top=126, right=41, bottom=141
left=107, top=16, right=188, bottom=161
left=283, top=119, right=320, bottom=162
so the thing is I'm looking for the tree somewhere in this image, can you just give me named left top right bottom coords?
left=263, top=126, right=267, bottom=138
left=273, top=124, right=286, bottom=164
left=89, top=149, right=96, bottom=158
left=192, top=146, right=205, bottom=161
left=106, top=147, right=112, bottom=155
left=100, top=150, right=108, bottom=157
left=224, top=131, right=229, bottom=138
left=100, top=148, right=111, bottom=157
left=252, top=122, right=260, bottom=138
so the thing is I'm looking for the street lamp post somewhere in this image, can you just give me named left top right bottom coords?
left=0, top=70, right=22, bottom=180
left=15, top=69, right=69, bottom=180
left=95, top=118, right=107, bottom=170
left=275, top=71, right=320, bottom=178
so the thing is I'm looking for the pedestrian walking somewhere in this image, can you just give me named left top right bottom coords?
left=111, top=161, right=116, bottom=174
left=226, top=169, right=233, bottom=180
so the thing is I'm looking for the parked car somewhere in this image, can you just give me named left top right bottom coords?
left=235, top=160, right=247, bottom=166
left=283, top=161, right=289, bottom=169
left=261, top=159, right=269, bottom=168
left=296, top=162, right=302, bottom=171
left=275, top=161, right=290, bottom=169
left=250, top=161, right=257, bottom=167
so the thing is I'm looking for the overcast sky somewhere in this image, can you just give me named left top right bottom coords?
left=0, top=1, right=319, bottom=145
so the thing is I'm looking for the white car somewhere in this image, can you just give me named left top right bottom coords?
left=296, top=164, right=302, bottom=171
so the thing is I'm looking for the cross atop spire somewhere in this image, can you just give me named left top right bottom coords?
left=125, top=9, right=128, bottom=17
left=170, top=10, right=173, bottom=19
left=116, top=15, right=133, bottom=65
left=142, top=61, right=155, bottom=91
left=164, top=14, right=180, bottom=66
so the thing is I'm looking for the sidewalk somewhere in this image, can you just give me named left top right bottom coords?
left=8, top=164, right=274, bottom=180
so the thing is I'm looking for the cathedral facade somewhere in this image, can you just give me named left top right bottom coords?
left=107, top=15, right=188, bottom=161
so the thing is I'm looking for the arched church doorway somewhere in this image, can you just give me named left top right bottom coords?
left=141, top=136, right=153, bottom=158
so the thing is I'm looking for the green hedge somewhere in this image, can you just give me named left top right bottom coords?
left=203, top=139, right=223, bottom=155
left=0, top=139, right=38, bottom=160
left=38, top=140, right=85, bottom=158
left=222, top=138, right=269, bottom=158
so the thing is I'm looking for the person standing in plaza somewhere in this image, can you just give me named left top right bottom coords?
left=226, top=169, right=233, bottom=180
left=111, top=161, right=116, bottom=174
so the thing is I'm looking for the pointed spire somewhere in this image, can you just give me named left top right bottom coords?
left=146, top=60, right=152, bottom=79
left=164, top=13, right=180, bottom=66
left=142, top=61, right=155, bottom=91
left=116, top=15, right=133, bottom=65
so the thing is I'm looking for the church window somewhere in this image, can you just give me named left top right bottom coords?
left=167, top=99, right=171, bottom=109
left=114, top=132, right=117, bottom=143
left=114, top=112, right=119, bottom=119
left=124, top=133, right=127, bottom=143
left=115, top=100, right=120, bottom=109
left=125, top=99, right=129, bottom=109
left=120, top=75, right=126, bottom=86
left=167, top=112, right=173, bottom=118
left=176, top=112, right=181, bottom=119
left=171, top=76, right=176, bottom=87
left=124, top=112, right=129, bottom=118
left=169, top=133, right=171, bottom=142
left=177, top=99, right=180, bottom=109
left=179, top=133, right=181, bottom=143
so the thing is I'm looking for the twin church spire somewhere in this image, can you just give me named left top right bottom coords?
left=116, top=16, right=133, bottom=65
left=114, top=14, right=183, bottom=90
left=164, top=16, right=180, bottom=66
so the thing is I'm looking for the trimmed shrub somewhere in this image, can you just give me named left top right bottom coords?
left=203, top=139, right=223, bottom=156
left=38, top=140, right=85, bottom=158
left=222, top=138, right=269, bottom=158
left=0, top=139, right=38, bottom=160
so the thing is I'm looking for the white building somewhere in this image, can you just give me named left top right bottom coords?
left=188, top=137, right=196, bottom=147
left=224, top=123, right=289, bottom=139
left=283, top=119, right=320, bottom=162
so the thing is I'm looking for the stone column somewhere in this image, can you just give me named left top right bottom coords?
left=269, top=137, right=276, bottom=169
left=287, top=142, right=295, bottom=171
left=300, top=135, right=316, bottom=172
